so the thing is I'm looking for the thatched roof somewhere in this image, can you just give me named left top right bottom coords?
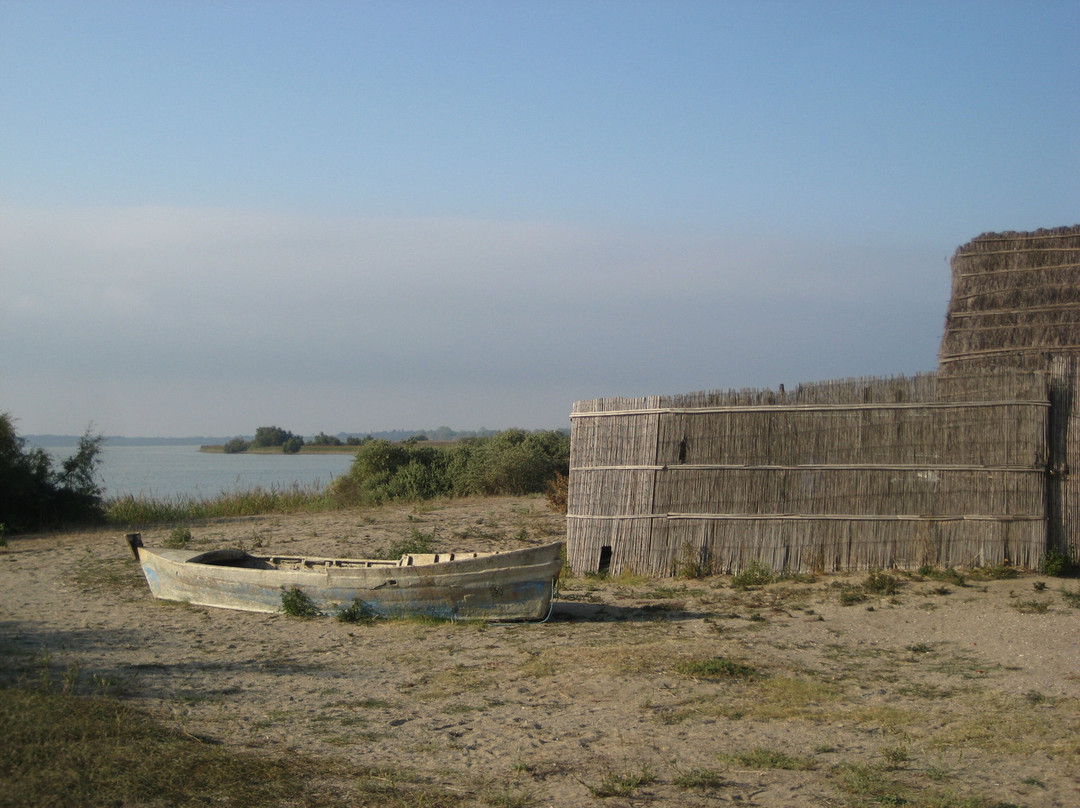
left=939, top=224, right=1080, bottom=374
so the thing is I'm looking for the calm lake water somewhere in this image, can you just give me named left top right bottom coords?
left=48, top=444, right=357, bottom=500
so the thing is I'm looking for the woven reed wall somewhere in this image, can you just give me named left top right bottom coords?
left=568, top=225, right=1080, bottom=577
left=938, top=225, right=1080, bottom=560
left=568, top=374, right=1049, bottom=576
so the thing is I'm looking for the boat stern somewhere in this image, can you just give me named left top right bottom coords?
left=125, top=532, right=144, bottom=560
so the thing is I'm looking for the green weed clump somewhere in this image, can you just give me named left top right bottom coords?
left=1041, top=547, right=1076, bottom=577
left=382, top=527, right=437, bottom=559
left=163, top=525, right=192, bottom=548
left=1061, top=585, right=1080, bottom=608
left=977, top=563, right=1019, bottom=580
left=865, top=569, right=900, bottom=595
left=676, top=657, right=757, bottom=680
left=731, top=560, right=775, bottom=589
left=673, top=768, right=726, bottom=790
left=924, top=566, right=967, bottom=586
left=834, top=583, right=867, bottom=605
left=587, top=768, right=655, bottom=798
left=335, top=598, right=377, bottom=624
left=730, top=748, right=816, bottom=770
left=280, top=586, right=322, bottom=618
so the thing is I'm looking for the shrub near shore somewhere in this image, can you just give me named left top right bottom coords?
left=332, top=429, right=569, bottom=505
left=103, top=429, right=569, bottom=526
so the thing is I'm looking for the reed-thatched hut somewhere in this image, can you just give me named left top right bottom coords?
left=938, top=224, right=1080, bottom=555
left=567, top=225, right=1080, bottom=577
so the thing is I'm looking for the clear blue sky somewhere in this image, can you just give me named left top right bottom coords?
left=2, top=1, right=1078, bottom=436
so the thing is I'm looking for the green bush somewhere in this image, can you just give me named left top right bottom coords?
left=164, top=526, right=192, bottom=548
left=732, top=560, right=775, bottom=589
left=250, top=426, right=295, bottom=449
left=222, top=437, right=249, bottom=454
left=865, top=570, right=899, bottom=595
left=333, top=429, right=569, bottom=505
left=280, top=586, right=321, bottom=618
left=335, top=599, right=377, bottom=623
left=0, top=414, right=105, bottom=532
left=1042, top=547, right=1076, bottom=577
left=310, top=432, right=342, bottom=446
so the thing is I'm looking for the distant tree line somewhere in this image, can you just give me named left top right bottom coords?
left=223, top=426, right=306, bottom=454
left=220, top=425, right=543, bottom=454
left=0, top=413, right=105, bottom=533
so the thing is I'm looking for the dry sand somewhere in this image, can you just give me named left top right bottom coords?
left=2, top=495, right=1079, bottom=806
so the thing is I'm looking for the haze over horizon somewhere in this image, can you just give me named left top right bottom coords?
left=3, top=2, right=1077, bottom=437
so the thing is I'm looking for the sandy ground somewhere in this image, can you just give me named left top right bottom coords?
left=3, top=495, right=1080, bottom=807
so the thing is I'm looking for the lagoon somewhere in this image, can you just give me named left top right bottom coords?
left=48, top=444, right=356, bottom=500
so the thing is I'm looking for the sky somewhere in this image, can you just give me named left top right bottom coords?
left=2, top=1, right=1078, bottom=438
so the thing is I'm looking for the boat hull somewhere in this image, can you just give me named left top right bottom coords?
left=129, top=538, right=564, bottom=622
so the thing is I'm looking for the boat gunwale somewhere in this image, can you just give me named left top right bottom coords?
left=155, top=540, right=563, bottom=570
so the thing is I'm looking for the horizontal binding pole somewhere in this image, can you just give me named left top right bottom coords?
left=948, top=303, right=1080, bottom=317
left=958, top=261, right=1080, bottom=278
left=566, top=513, right=1045, bottom=523
left=663, top=513, right=1045, bottom=522
left=566, top=513, right=667, bottom=520
left=956, top=245, right=1080, bottom=255
left=570, top=400, right=1049, bottom=418
left=940, top=345, right=1080, bottom=361
left=572, top=463, right=1048, bottom=473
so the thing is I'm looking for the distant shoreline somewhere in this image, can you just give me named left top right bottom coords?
left=198, top=445, right=359, bottom=454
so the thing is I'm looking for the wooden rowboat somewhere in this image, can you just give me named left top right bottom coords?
left=125, top=533, right=564, bottom=622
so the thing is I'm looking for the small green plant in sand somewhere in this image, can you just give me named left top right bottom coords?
left=976, top=562, right=1018, bottom=580
left=587, top=768, right=655, bottom=798
left=864, top=569, right=900, bottom=595
left=382, top=527, right=437, bottom=559
left=481, top=784, right=535, bottom=808
left=731, top=559, right=775, bottom=589
left=280, top=586, right=322, bottom=618
left=335, top=598, right=378, bottom=624
left=831, top=762, right=908, bottom=804
left=832, top=582, right=867, bottom=606
left=921, top=566, right=967, bottom=586
left=729, top=748, right=816, bottom=770
left=881, top=743, right=910, bottom=768
left=163, top=525, right=192, bottom=548
left=1061, top=585, right=1080, bottom=608
left=676, top=656, right=757, bottom=680
left=673, top=768, right=726, bottom=790
left=1013, top=599, right=1050, bottom=614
